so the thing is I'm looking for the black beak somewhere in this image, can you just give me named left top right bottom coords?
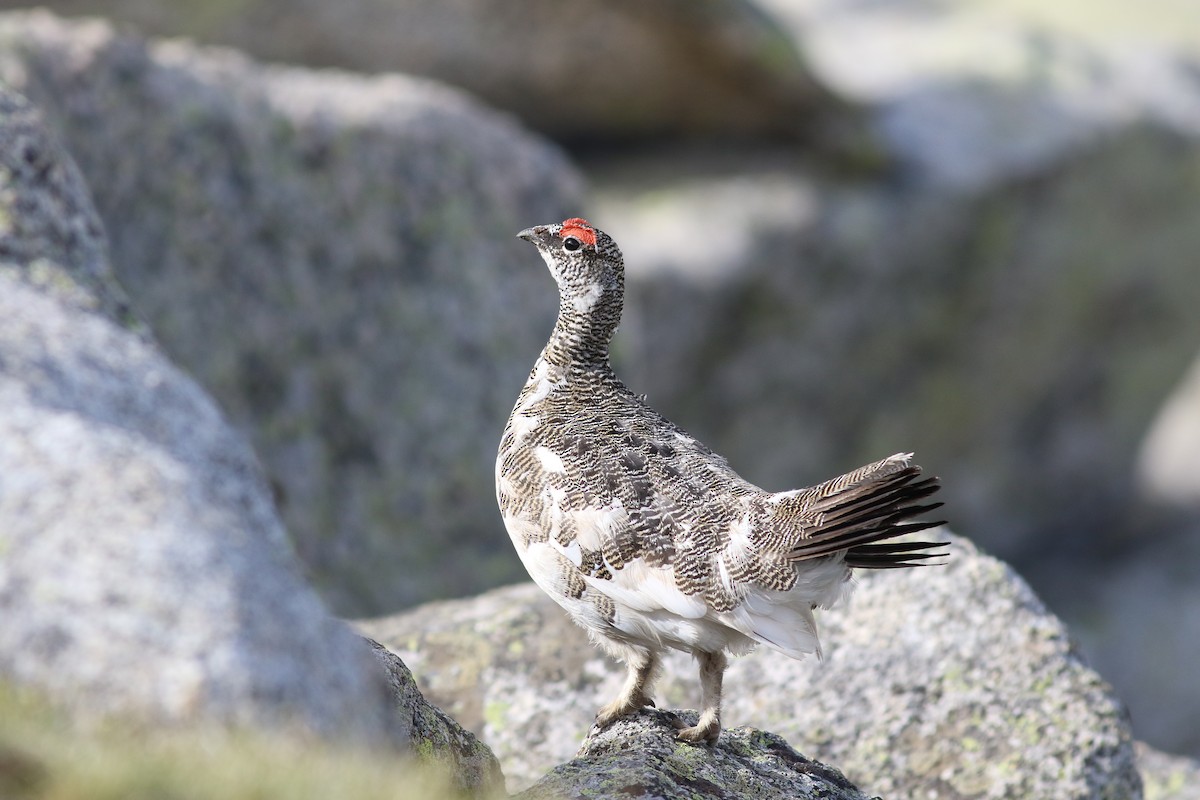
left=516, top=225, right=549, bottom=243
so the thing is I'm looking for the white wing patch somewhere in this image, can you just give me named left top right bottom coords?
left=726, top=591, right=821, bottom=659
left=569, top=500, right=629, bottom=552
left=555, top=537, right=583, bottom=568
left=508, top=412, right=540, bottom=443
left=534, top=445, right=566, bottom=473
left=722, top=511, right=755, bottom=564
left=585, top=558, right=706, bottom=618
left=582, top=557, right=767, bottom=654
left=515, top=540, right=573, bottom=598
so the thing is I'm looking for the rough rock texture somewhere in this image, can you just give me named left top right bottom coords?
left=0, top=0, right=827, bottom=142
left=0, top=82, right=138, bottom=333
left=367, top=639, right=504, bottom=794
left=1138, top=743, right=1200, bottom=800
left=0, top=86, right=393, bottom=741
left=0, top=10, right=583, bottom=615
left=516, top=709, right=868, bottom=800
left=360, top=532, right=1142, bottom=798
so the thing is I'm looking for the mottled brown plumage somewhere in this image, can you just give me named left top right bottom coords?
left=497, top=218, right=946, bottom=744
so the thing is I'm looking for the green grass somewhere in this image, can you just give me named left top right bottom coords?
left=0, top=683, right=495, bottom=800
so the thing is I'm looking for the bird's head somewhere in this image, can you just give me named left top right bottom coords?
left=517, top=217, right=624, bottom=315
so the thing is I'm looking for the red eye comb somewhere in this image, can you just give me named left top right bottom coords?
left=560, top=217, right=597, bottom=247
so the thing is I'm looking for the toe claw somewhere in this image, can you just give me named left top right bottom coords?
left=594, top=694, right=657, bottom=730
left=675, top=720, right=721, bottom=746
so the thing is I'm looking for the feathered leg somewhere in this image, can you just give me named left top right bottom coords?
left=595, top=647, right=660, bottom=728
left=674, top=650, right=726, bottom=745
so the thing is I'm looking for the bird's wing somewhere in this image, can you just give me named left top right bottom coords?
left=516, top=400, right=762, bottom=618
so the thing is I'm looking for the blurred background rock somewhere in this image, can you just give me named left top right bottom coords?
left=1, top=0, right=1197, bottom=764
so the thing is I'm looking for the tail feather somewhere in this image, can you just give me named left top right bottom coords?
left=814, top=475, right=940, bottom=523
left=775, top=454, right=947, bottom=568
left=843, top=539, right=949, bottom=569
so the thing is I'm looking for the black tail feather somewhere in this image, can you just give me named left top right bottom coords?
left=781, top=457, right=947, bottom=568
left=844, top=538, right=950, bottom=569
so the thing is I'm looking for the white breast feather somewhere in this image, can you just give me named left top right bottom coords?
left=515, top=540, right=572, bottom=598
left=729, top=555, right=852, bottom=659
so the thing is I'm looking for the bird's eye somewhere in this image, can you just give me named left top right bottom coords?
left=562, top=236, right=582, bottom=252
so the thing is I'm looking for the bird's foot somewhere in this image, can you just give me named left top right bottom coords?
left=670, top=711, right=721, bottom=746
left=594, top=692, right=655, bottom=729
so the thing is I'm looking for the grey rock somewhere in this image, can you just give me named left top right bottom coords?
left=1050, top=528, right=1200, bottom=762
left=0, top=83, right=139, bottom=330
left=367, top=638, right=505, bottom=794
left=756, top=0, right=1200, bottom=189
left=1138, top=742, right=1200, bottom=800
left=0, top=0, right=828, bottom=142
left=360, top=532, right=1142, bottom=798
left=516, top=709, right=868, bottom=800
left=0, top=86, right=392, bottom=741
left=0, top=9, right=583, bottom=615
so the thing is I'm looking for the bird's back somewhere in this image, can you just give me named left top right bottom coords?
left=497, top=356, right=890, bottom=658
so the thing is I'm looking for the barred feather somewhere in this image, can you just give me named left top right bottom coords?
left=498, top=218, right=947, bottom=729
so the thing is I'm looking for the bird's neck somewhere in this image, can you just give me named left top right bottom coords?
left=542, top=286, right=623, bottom=369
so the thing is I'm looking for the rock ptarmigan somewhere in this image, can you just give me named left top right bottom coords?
left=497, top=217, right=946, bottom=744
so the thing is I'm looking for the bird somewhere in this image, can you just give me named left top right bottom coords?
left=496, top=217, right=946, bottom=745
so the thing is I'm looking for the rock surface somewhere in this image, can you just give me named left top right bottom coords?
left=0, top=86, right=393, bottom=742
left=0, top=0, right=828, bottom=142
left=0, top=9, right=582, bottom=615
left=758, top=0, right=1200, bottom=189
left=367, top=639, right=504, bottom=794
left=1138, top=743, right=1200, bottom=800
left=516, top=709, right=868, bottom=800
left=1051, top=524, right=1200, bottom=761
left=360, top=532, right=1142, bottom=798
